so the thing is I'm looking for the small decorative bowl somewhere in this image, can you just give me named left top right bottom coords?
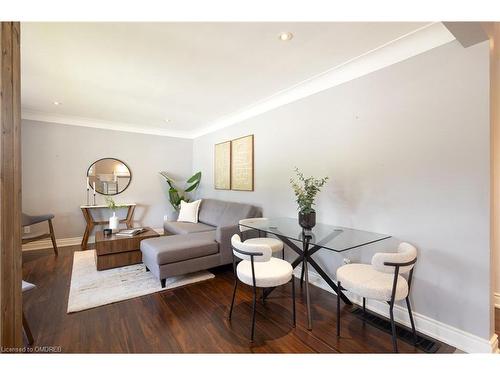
left=103, top=228, right=112, bottom=237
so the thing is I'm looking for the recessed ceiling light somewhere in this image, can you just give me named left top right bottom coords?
left=278, top=32, right=293, bottom=41
left=164, top=119, right=170, bottom=123
left=53, top=101, right=61, bottom=106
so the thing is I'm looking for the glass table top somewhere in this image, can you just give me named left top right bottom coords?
left=240, top=217, right=391, bottom=253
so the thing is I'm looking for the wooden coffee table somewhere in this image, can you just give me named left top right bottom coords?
left=94, top=227, right=160, bottom=270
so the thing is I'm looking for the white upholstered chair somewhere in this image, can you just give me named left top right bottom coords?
left=239, top=218, right=285, bottom=259
left=336, top=242, right=418, bottom=353
left=228, top=234, right=295, bottom=341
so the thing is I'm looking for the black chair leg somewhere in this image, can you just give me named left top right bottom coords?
left=337, top=281, right=341, bottom=336
left=250, top=286, right=257, bottom=342
left=389, top=304, right=398, bottom=353
left=22, top=311, right=34, bottom=345
left=363, top=297, right=366, bottom=313
left=291, top=277, right=296, bottom=327
left=160, top=279, right=166, bottom=288
left=406, top=297, right=418, bottom=344
left=300, top=266, right=305, bottom=287
left=48, top=219, right=58, bottom=256
left=282, top=248, right=285, bottom=260
left=228, top=279, right=238, bottom=320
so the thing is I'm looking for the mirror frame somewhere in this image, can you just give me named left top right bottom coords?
left=86, top=157, right=132, bottom=196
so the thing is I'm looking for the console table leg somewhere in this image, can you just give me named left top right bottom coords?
left=125, top=205, right=135, bottom=229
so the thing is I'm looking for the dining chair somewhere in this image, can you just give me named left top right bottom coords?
left=239, top=218, right=285, bottom=260
left=336, top=242, right=418, bottom=353
left=22, top=212, right=58, bottom=256
left=228, top=234, right=295, bottom=342
left=22, top=280, right=36, bottom=345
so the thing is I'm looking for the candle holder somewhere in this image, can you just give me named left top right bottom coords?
left=93, top=191, right=96, bottom=206
left=86, top=187, right=90, bottom=206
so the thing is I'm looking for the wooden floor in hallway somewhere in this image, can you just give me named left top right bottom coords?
left=21, top=246, right=455, bottom=353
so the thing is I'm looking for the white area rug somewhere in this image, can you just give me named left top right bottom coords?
left=67, top=250, right=214, bottom=313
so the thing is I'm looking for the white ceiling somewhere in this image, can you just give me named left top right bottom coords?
left=21, top=22, right=434, bottom=137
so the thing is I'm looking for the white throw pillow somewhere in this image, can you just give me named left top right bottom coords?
left=177, top=199, right=202, bottom=223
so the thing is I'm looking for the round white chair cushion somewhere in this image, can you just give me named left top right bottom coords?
left=237, top=258, right=293, bottom=288
left=244, top=237, right=283, bottom=253
left=337, top=264, right=409, bottom=301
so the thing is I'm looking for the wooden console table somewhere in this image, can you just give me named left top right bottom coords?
left=80, top=203, right=136, bottom=250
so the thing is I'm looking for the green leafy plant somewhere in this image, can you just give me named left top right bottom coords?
left=159, top=171, right=202, bottom=211
left=104, top=197, right=124, bottom=213
left=290, top=167, right=329, bottom=214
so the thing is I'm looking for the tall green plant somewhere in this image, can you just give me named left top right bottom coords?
left=290, top=167, right=328, bottom=214
left=159, top=171, right=202, bottom=211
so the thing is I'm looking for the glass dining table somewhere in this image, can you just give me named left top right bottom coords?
left=239, top=217, right=391, bottom=330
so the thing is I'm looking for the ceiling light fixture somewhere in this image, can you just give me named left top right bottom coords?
left=278, top=32, right=293, bottom=41
left=164, top=119, right=170, bottom=123
left=53, top=101, right=61, bottom=105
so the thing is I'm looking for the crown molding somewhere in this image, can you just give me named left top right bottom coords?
left=23, top=23, right=455, bottom=140
left=21, top=110, right=192, bottom=139
left=191, top=22, right=455, bottom=138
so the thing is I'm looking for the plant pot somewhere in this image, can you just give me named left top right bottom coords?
left=109, top=211, right=119, bottom=233
left=298, top=211, right=316, bottom=230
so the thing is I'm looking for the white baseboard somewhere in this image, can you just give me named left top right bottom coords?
left=292, top=266, right=499, bottom=353
left=22, top=228, right=164, bottom=251
left=495, top=293, right=500, bottom=309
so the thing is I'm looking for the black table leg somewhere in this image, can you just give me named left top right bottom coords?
left=302, top=237, right=313, bottom=330
left=307, top=257, right=352, bottom=305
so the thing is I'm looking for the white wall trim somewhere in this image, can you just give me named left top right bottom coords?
left=292, top=266, right=499, bottom=353
left=495, top=293, right=500, bottom=309
left=21, top=110, right=192, bottom=139
left=22, top=23, right=455, bottom=140
left=22, top=228, right=165, bottom=252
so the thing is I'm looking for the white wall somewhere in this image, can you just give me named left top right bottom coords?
left=22, top=120, right=193, bottom=238
left=192, top=41, right=492, bottom=340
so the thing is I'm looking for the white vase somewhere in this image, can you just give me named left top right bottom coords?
left=109, top=212, right=119, bottom=233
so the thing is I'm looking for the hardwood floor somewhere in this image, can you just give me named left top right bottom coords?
left=22, top=246, right=454, bottom=353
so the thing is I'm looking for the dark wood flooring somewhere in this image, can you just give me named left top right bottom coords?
left=22, top=246, right=455, bottom=353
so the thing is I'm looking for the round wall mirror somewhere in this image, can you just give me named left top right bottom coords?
left=87, top=158, right=131, bottom=195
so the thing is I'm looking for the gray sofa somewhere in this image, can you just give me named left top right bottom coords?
left=140, top=198, right=261, bottom=287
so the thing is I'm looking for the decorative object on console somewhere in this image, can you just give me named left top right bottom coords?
left=177, top=199, right=202, bottom=223
left=290, top=167, right=328, bottom=230
left=103, top=228, right=112, bottom=237
left=214, top=140, right=231, bottom=190
left=105, top=197, right=124, bottom=233
left=231, top=134, right=254, bottom=191
left=159, top=171, right=202, bottom=211
left=87, top=158, right=132, bottom=196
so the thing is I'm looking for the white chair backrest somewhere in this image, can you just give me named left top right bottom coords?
left=239, top=217, right=269, bottom=233
left=231, top=234, right=272, bottom=262
left=371, top=242, right=417, bottom=274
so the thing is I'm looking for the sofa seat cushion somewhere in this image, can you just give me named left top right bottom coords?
left=163, top=220, right=215, bottom=235
left=141, top=231, right=219, bottom=265
left=336, top=264, right=408, bottom=301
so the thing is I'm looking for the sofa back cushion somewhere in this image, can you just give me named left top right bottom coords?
left=198, top=198, right=260, bottom=227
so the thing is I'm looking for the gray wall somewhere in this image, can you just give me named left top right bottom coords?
left=192, top=41, right=491, bottom=339
left=22, top=120, right=193, bottom=238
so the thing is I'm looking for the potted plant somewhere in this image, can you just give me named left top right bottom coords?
left=105, top=197, right=124, bottom=233
left=290, top=167, right=329, bottom=230
left=159, top=171, right=202, bottom=211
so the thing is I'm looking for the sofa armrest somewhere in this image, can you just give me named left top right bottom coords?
left=215, top=224, right=239, bottom=264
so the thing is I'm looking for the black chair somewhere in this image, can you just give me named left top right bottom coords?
left=228, top=234, right=295, bottom=341
left=22, top=212, right=58, bottom=255
left=336, top=242, right=418, bottom=352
